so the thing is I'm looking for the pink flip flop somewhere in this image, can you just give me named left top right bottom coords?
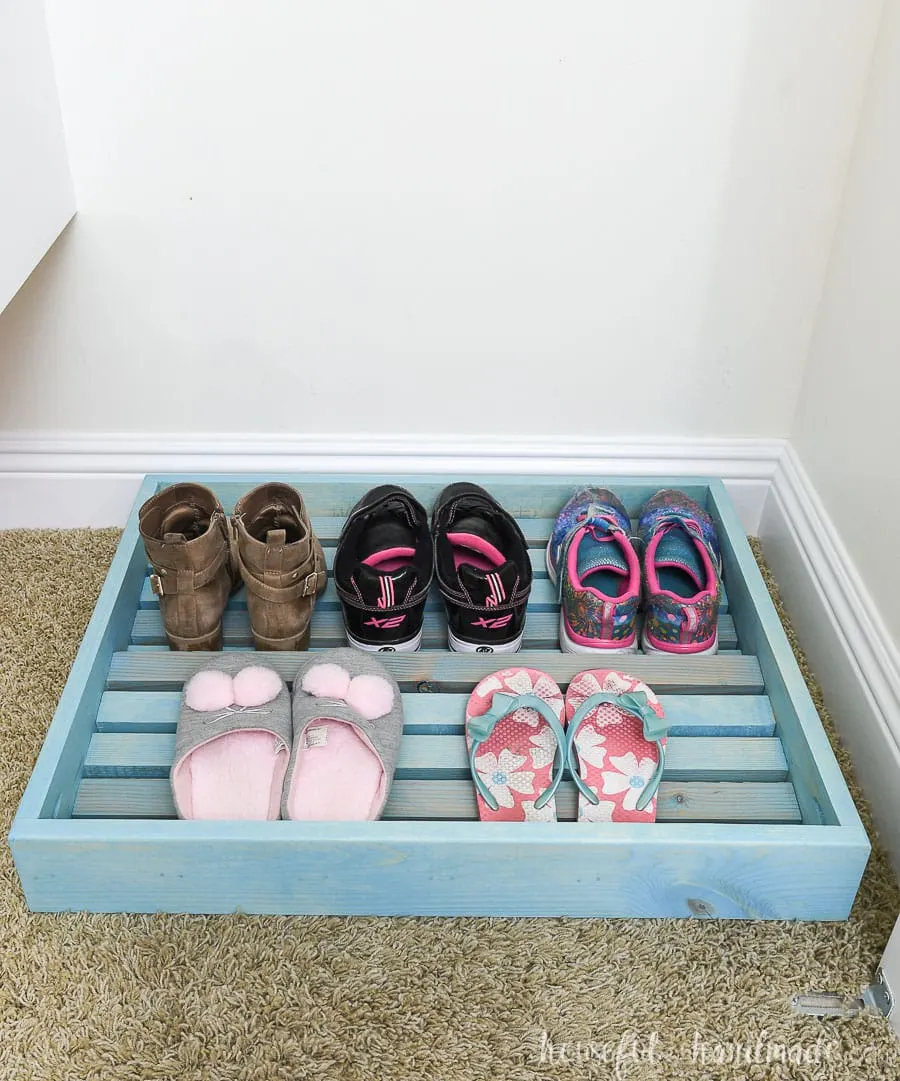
left=465, top=668, right=566, bottom=821
left=564, top=669, right=668, bottom=822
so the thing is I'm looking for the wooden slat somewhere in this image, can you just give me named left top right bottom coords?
left=83, top=731, right=788, bottom=783
left=72, top=777, right=801, bottom=823
left=392, top=780, right=802, bottom=823
left=19, top=818, right=860, bottom=918
left=707, top=481, right=862, bottom=833
left=280, top=516, right=564, bottom=546
left=130, top=606, right=740, bottom=651
left=106, top=650, right=765, bottom=694
left=95, top=690, right=776, bottom=737
left=139, top=575, right=561, bottom=612
left=138, top=564, right=558, bottom=608
left=139, top=559, right=729, bottom=614
left=177, top=479, right=713, bottom=519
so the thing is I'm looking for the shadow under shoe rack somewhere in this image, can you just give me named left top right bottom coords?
left=10, top=474, right=869, bottom=918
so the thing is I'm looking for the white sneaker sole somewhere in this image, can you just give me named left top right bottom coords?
left=448, top=625, right=525, bottom=654
left=346, top=626, right=423, bottom=653
left=558, top=613, right=639, bottom=655
left=640, top=628, right=719, bottom=656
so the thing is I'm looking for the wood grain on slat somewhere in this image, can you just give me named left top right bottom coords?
left=20, top=819, right=860, bottom=918
left=83, top=731, right=788, bottom=783
left=130, top=606, right=740, bottom=651
left=106, top=650, right=765, bottom=693
left=95, top=690, right=776, bottom=737
left=73, top=776, right=801, bottom=823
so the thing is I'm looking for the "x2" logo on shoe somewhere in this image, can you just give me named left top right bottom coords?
left=364, top=614, right=407, bottom=629
left=471, top=613, right=512, bottom=629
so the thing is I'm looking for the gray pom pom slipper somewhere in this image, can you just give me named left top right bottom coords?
left=282, top=648, right=403, bottom=821
left=171, top=656, right=291, bottom=820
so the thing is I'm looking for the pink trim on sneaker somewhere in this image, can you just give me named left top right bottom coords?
left=644, top=629, right=718, bottom=654
left=447, top=532, right=506, bottom=572
left=644, top=529, right=717, bottom=601
left=361, top=546, right=416, bottom=573
left=565, top=527, right=641, bottom=601
left=563, top=611, right=637, bottom=650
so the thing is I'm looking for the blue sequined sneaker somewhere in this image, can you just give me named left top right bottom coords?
left=546, top=488, right=641, bottom=653
left=637, top=489, right=722, bottom=655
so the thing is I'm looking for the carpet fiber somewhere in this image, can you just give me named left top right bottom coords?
left=1, top=529, right=899, bottom=1080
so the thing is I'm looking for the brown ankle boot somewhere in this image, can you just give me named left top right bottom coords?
left=232, top=483, right=327, bottom=650
left=139, top=483, right=236, bottom=651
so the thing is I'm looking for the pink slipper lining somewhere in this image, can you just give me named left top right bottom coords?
left=285, top=720, right=386, bottom=821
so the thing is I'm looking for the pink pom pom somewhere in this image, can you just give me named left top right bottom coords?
left=184, top=670, right=234, bottom=712
left=345, top=674, right=394, bottom=720
left=232, top=665, right=283, bottom=707
left=301, top=663, right=352, bottom=701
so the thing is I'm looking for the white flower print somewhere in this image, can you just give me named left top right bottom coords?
left=574, top=725, right=607, bottom=768
left=579, top=799, right=617, bottom=823
left=475, top=676, right=503, bottom=699
left=503, top=670, right=537, bottom=696
left=528, top=727, right=558, bottom=768
left=532, top=673, right=563, bottom=702
left=568, top=671, right=602, bottom=704
left=499, top=670, right=563, bottom=727
left=601, top=671, right=635, bottom=695
left=522, top=799, right=555, bottom=822
left=473, top=749, right=535, bottom=809
left=600, top=752, right=657, bottom=812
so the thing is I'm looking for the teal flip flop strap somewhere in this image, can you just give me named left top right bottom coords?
left=467, top=692, right=567, bottom=812
left=565, top=691, right=669, bottom=812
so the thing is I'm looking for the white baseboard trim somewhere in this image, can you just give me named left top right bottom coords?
left=0, top=432, right=783, bottom=530
left=760, top=445, right=900, bottom=872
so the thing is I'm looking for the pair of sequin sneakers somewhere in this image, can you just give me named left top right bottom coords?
left=546, top=488, right=722, bottom=655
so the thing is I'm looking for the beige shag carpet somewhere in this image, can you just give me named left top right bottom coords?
left=2, top=529, right=900, bottom=1081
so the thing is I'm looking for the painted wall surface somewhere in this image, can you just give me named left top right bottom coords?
left=0, top=1, right=882, bottom=436
left=792, top=0, right=900, bottom=643
left=0, top=0, right=74, bottom=313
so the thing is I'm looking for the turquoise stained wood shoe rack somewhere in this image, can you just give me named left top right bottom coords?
left=9, top=474, right=869, bottom=918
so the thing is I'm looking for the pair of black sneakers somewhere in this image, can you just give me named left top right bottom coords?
left=334, top=483, right=532, bottom=653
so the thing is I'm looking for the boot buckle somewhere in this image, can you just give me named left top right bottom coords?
left=150, top=573, right=166, bottom=597
left=302, top=572, right=319, bottom=597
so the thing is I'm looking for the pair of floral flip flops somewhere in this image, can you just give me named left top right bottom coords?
left=465, top=668, right=668, bottom=822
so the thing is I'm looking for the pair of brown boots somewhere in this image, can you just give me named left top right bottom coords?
left=139, top=483, right=326, bottom=651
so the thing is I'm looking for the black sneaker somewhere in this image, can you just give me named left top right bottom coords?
left=432, top=482, right=532, bottom=653
left=334, top=485, right=433, bottom=652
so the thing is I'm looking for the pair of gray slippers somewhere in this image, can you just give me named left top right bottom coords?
left=170, top=648, right=403, bottom=821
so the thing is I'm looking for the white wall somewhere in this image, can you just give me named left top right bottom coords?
left=0, top=0, right=74, bottom=312
left=0, top=0, right=882, bottom=437
left=791, top=0, right=900, bottom=643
